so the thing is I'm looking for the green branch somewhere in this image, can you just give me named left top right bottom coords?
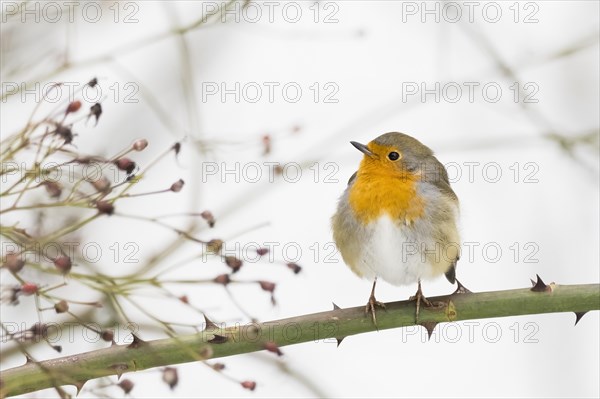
left=2, top=283, right=599, bottom=397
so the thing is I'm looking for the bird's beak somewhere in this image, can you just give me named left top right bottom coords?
left=350, top=141, right=375, bottom=158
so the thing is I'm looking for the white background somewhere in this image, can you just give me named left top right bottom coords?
left=1, top=1, right=599, bottom=398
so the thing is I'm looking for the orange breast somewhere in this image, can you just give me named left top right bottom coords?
left=348, top=164, right=424, bottom=225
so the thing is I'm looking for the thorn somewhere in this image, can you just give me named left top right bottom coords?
left=530, top=274, right=554, bottom=292
left=332, top=302, right=341, bottom=310
left=127, top=333, right=146, bottom=349
left=203, top=314, right=218, bottom=331
left=574, top=311, right=588, bottom=326
left=208, top=334, right=228, bottom=344
left=264, top=341, right=283, bottom=356
left=452, top=279, right=472, bottom=294
left=420, top=322, right=438, bottom=340
left=335, top=337, right=345, bottom=347
left=74, top=380, right=87, bottom=396
left=110, top=363, right=129, bottom=379
left=530, top=274, right=547, bottom=292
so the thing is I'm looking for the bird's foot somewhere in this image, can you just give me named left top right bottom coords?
left=365, top=295, right=386, bottom=327
left=409, top=282, right=443, bottom=324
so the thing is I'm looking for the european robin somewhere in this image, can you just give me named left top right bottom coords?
left=331, top=132, right=462, bottom=325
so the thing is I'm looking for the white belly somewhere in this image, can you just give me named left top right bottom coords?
left=353, top=215, right=438, bottom=285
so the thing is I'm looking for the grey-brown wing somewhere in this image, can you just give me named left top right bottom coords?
left=347, top=171, right=357, bottom=185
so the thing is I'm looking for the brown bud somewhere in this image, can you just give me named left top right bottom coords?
left=88, top=77, right=98, bottom=87
left=54, top=300, right=69, bottom=313
left=132, top=139, right=148, bottom=151
left=90, top=103, right=102, bottom=125
left=55, top=125, right=73, bottom=144
left=172, top=142, right=181, bottom=155
left=66, top=100, right=82, bottom=114
left=162, top=367, right=178, bottom=390
left=53, top=255, right=72, bottom=274
left=101, top=329, right=114, bottom=342
left=118, top=379, right=134, bottom=394
left=178, top=295, right=189, bottom=304
left=286, top=262, right=302, bottom=274
left=115, top=158, right=136, bottom=174
left=29, top=322, right=48, bottom=338
left=3, top=253, right=25, bottom=273
left=241, top=381, right=256, bottom=391
left=21, top=283, right=39, bottom=296
left=90, top=176, right=111, bottom=193
left=96, top=201, right=114, bottom=215
left=258, top=281, right=276, bottom=293
left=224, top=256, right=242, bottom=273
left=264, top=341, right=283, bottom=356
left=213, top=274, right=230, bottom=285
left=42, top=181, right=62, bottom=198
left=262, top=134, right=271, bottom=155
left=256, top=248, right=269, bottom=256
left=212, top=362, right=225, bottom=371
left=170, top=179, right=185, bottom=192
left=200, top=211, right=215, bottom=227
left=206, top=239, right=223, bottom=254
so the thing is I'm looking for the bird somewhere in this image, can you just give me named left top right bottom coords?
left=331, top=132, right=461, bottom=325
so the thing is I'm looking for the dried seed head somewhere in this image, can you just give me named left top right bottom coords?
left=21, top=283, right=39, bottom=296
left=96, top=201, right=114, bottom=215
left=42, top=181, right=62, bottom=198
left=262, top=134, right=271, bottom=155
left=115, top=158, right=136, bottom=174
left=3, top=253, right=25, bottom=273
left=224, top=256, right=242, bottom=273
left=213, top=274, right=230, bottom=285
left=53, top=255, right=72, bottom=274
left=90, top=176, right=111, bottom=193
left=212, top=362, right=225, bottom=371
left=55, top=125, right=73, bottom=144
left=132, top=139, right=148, bottom=151
left=90, top=103, right=102, bottom=125
left=101, top=329, right=114, bottom=342
left=162, top=367, right=178, bottom=390
left=286, top=262, right=302, bottom=274
left=118, top=379, right=134, bottom=394
left=206, top=239, right=223, bottom=254
left=200, top=211, right=215, bottom=227
left=258, top=281, right=276, bottom=293
left=66, top=100, right=82, bottom=114
left=28, top=322, right=48, bottom=338
left=54, top=300, right=69, bottom=313
left=170, top=179, right=185, bottom=192
left=241, top=381, right=256, bottom=391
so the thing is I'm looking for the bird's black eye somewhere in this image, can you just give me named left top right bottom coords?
left=388, top=151, right=400, bottom=161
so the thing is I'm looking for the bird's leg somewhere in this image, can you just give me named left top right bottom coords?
left=365, top=278, right=386, bottom=327
left=409, top=280, right=433, bottom=323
